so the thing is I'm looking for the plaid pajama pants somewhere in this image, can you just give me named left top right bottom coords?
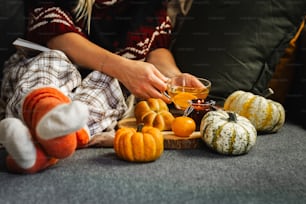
left=1, top=50, right=128, bottom=137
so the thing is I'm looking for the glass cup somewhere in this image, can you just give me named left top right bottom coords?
left=186, top=99, right=216, bottom=130
left=167, top=74, right=211, bottom=110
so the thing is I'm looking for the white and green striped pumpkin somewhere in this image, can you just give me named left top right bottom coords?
left=200, top=110, right=257, bottom=155
left=223, top=90, right=285, bottom=133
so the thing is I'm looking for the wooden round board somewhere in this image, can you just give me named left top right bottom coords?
left=117, top=117, right=204, bottom=149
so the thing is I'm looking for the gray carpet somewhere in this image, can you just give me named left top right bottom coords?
left=0, top=121, right=306, bottom=204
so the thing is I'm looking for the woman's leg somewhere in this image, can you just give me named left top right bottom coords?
left=0, top=50, right=90, bottom=173
left=72, top=70, right=128, bottom=137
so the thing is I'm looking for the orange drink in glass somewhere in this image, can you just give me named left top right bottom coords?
left=167, top=75, right=211, bottom=110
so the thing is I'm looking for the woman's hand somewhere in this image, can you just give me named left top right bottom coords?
left=115, top=59, right=171, bottom=103
left=169, top=73, right=205, bottom=88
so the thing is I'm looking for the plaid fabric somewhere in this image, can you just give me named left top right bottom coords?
left=1, top=50, right=127, bottom=137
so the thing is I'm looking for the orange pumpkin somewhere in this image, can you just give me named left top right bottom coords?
left=134, top=98, right=174, bottom=131
left=114, top=125, right=164, bottom=162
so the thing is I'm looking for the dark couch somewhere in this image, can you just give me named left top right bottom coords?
left=170, top=1, right=306, bottom=128
left=1, top=1, right=306, bottom=203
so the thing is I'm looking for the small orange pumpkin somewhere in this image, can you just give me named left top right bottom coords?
left=114, top=125, right=164, bottom=162
left=134, top=98, right=174, bottom=131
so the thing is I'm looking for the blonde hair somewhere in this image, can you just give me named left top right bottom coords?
left=73, top=0, right=95, bottom=33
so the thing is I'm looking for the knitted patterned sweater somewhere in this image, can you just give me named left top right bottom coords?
left=26, top=0, right=172, bottom=60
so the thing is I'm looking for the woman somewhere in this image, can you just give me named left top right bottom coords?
left=0, top=0, right=198, bottom=173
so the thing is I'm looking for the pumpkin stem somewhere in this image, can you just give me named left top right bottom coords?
left=228, top=112, right=237, bottom=122
left=136, top=123, right=144, bottom=132
left=262, top=88, right=274, bottom=98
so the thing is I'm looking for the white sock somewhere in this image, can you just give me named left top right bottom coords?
left=0, top=118, right=36, bottom=169
left=36, top=101, right=89, bottom=140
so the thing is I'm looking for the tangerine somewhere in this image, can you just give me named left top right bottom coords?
left=172, top=116, right=196, bottom=137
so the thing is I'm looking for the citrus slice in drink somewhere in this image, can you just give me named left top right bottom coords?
left=172, top=92, right=197, bottom=110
